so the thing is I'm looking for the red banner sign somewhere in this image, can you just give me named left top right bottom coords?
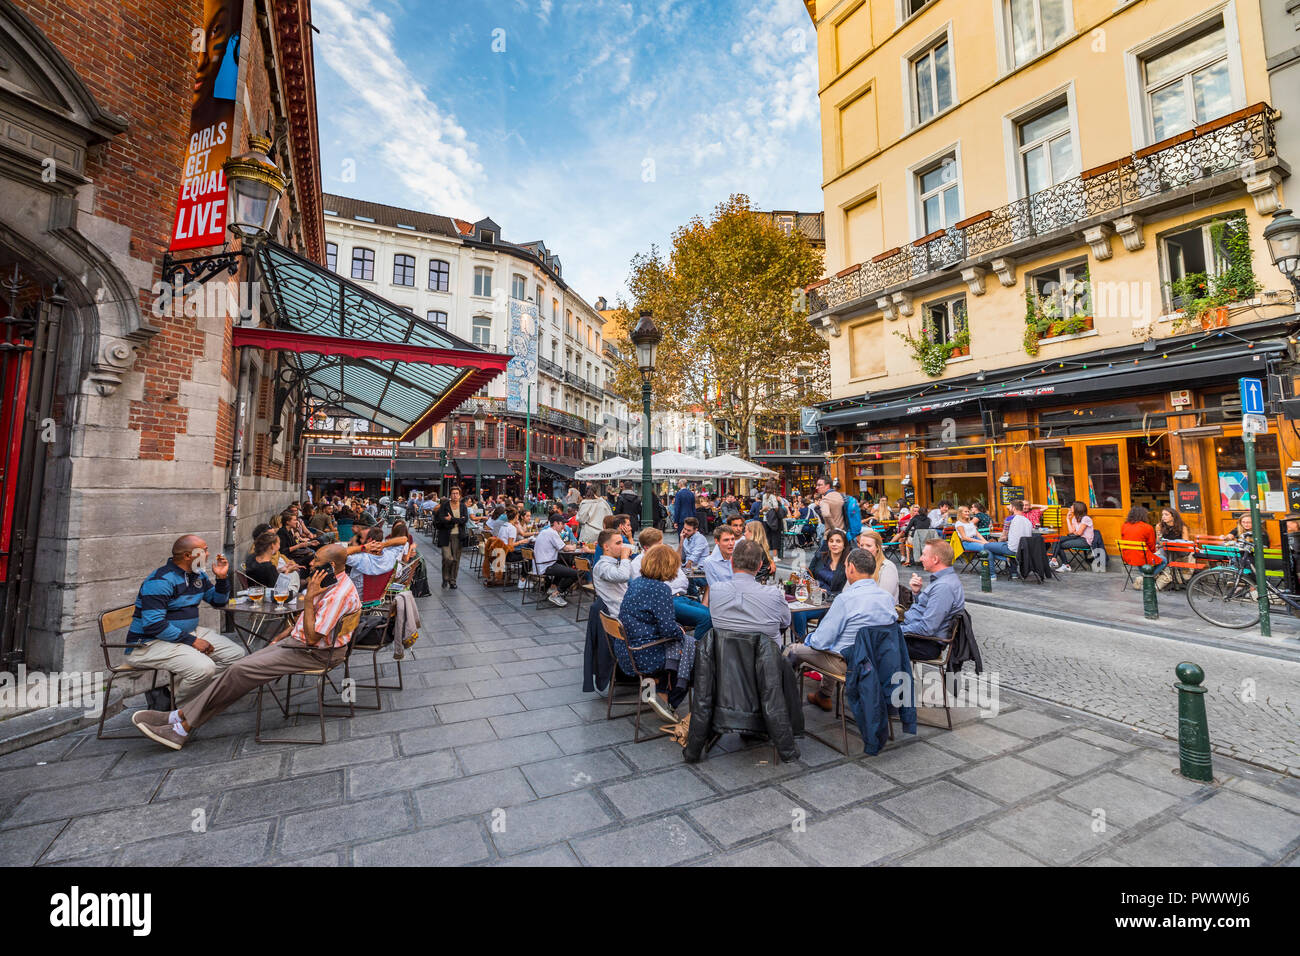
left=170, top=0, right=245, bottom=251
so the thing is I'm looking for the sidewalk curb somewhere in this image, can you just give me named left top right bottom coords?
left=0, top=687, right=130, bottom=758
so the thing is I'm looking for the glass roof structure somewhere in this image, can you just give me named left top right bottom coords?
left=232, top=241, right=509, bottom=440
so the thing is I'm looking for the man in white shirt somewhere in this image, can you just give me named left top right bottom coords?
left=701, top=525, right=738, bottom=588
left=533, top=512, right=578, bottom=607
left=678, top=517, right=709, bottom=569
left=980, top=498, right=1032, bottom=576
left=592, top=529, right=634, bottom=615
left=927, top=501, right=953, bottom=528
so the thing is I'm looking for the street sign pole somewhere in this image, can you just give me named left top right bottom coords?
left=1239, top=378, right=1271, bottom=636
left=1243, top=431, right=1272, bottom=637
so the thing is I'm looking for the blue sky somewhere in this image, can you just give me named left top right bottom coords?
left=312, top=0, right=822, bottom=305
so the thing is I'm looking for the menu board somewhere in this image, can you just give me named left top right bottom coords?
left=999, top=485, right=1025, bottom=506
left=1176, top=484, right=1201, bottom=514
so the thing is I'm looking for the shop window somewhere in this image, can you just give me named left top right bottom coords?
left=1214, top=435, right=1281, bottom=514
left=1126, top=436, right=1173, bottom=516
left=1044, top=446, right=1075, bottom=507
left=1086, top=443, right=1123, bottom=509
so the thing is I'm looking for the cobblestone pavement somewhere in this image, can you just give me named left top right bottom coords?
left=968, top=605, right=1300, bottom=777
left=0, top=541, right=1296, bottom=866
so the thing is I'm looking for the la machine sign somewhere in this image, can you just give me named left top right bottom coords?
left=351, top=446, right=395, bottom=457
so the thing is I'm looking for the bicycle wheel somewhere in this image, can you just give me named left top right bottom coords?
left=1186, top=567, right=1260, bottom=629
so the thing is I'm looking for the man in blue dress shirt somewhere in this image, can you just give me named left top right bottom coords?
left=902, top=538, right=966, bottom=661
left=700, top=525, right=738, bottom=588
left=678, top=517, right=709, bottom=568
left=784, top=549, right=897, bottom=711
left=671, top=478, right=696, bottom=535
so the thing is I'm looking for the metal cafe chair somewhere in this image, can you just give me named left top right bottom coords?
left=598, top=611, right=676, bottom=743
left=255, top=609, right=363, bottom=745
left=95, top=605, right=178, bottom=740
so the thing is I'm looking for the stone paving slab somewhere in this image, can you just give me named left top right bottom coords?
left=0, top=539, right=1296, bottom=867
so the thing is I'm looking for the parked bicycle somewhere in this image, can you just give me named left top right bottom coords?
left=1185, top=533, right=1298, bottom=629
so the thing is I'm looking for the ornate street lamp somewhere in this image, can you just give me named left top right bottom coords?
left=1263, top=208, right=1300, bottom=294
left=629, top=310, right=662, bottom=530
left=473, top=403, right=488, bottom=498
left=224, top=134, right=288, bottom=243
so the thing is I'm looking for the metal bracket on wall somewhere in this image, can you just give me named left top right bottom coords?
left=160, top=249, right=246, bottom=286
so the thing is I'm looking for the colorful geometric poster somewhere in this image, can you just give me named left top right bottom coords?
left=1218, top=470, right=1269, bottom=511
left=506, top=298, right=538, bottom=414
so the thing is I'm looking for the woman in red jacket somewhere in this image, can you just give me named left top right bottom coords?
left=1120, top=505, right=1167, bottom=586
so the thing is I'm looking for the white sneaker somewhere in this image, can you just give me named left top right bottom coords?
left=648, top=693, right=678, bottom=722
left=547, top=592, right=568, bottom=607
left=1057, top=564, right=1071, bottom=573
left=1048, top=559, right=1060, bottom=568
left=517, top=579, right=527, bottom=590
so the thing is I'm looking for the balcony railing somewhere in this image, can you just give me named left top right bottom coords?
left=538, top=356, right=563, bottom=379
left=807, top=103, right=1279, bottom=316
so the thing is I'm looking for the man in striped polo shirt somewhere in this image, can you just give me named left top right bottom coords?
left=131, top=543, right=362, bottom=750
left=126, top=535, right=245, bottom=706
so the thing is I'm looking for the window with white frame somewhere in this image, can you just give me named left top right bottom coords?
left=916, top=154, right=961, bottom=233
left=427, top=310, right=448, bottom=330
left=1017, top=101, right=1076, bottom=195
left=551, top=298, right=559, bottom=324
left=393, top=254, right=415, bottom=286
left=1005, top=0, right=1069, bottom=68
left=472, top=315, right=492, bottom=347
left=326, top=242, right=337, bottom=272
left=923, top=294, right=967, bottom=346
left=911, top=35, right=953, bottom=126
left=1161, top=218, right=1246, bottom=310
left=473, top=266, right=492, bottom=297
left=1142, top=20, right=1232, bottom=142
left=428, top=259, right=449, bottom=291
left=351, top=247, right=374, bottom=281
left=901, top=0, right=933, bottom=21
left=511, top=274, right=526, bottom=300
left=1029, top=261, right=1090, bottom=322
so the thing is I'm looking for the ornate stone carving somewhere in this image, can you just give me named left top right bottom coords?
left=87, top=338, right=136, bottom=396
left=1244, top=171, right=1282, bottom=216
left=876, top=296, right=897, bottom=321
left=1083, top=224, right=1114, bottom=261
left=991, top=257, right=1017, bottom=287
left=890, top=291, right=914, bottom=317
left=961, top=266, right=987, bottom=296
left=1114, top=215, right=1145, bottom=252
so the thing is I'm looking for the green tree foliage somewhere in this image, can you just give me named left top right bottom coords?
left=606, top=195, right=827, bottom=451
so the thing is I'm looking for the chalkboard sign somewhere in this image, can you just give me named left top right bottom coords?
left=1176, top=484, right=1201, bottom=514
left=999, top=485, right=1025, bottom=506
left=903, top=483, right=916, bottom=506
left=1287, top=483, right=1300, bottom=513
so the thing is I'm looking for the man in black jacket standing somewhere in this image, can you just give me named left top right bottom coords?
left=614, top=480, right=641, bottom=532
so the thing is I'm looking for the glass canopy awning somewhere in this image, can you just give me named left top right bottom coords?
left=232, top=241, right=509, bottom=440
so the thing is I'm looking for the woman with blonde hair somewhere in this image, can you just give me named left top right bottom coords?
left=744, top=519, right=779, bottom=583
left=856, top=527, right=900, bottom=601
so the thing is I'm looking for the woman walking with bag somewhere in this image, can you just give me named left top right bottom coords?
left=434, top=488, right=470, bottom=589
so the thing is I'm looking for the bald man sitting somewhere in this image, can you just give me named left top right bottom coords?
left=125, top=535, right=246, bottom=707
left=132, top=543, right=362, bottom=750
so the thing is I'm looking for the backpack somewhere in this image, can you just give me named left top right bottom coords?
left=844, top=495, right=863, bottom=537
left=763, top=498, right=786, bottom=536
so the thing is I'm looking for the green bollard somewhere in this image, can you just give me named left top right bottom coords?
left=980, top=551, right=992, bottom=593
left=1140, top=564, right=1158, bottom=620
left=1174, top=662, right=1213, bottom=782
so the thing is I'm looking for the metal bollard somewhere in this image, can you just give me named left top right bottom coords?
left=980, top=551, right=992, bottom=593
left=1140, top=564, right=1158, bottom=619
left=1174, top=662, right=1213, bottom=782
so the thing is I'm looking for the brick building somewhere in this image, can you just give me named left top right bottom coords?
left=0, top=0, right=326, bottom=671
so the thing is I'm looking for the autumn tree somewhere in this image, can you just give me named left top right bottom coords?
left=607, top=194, right=827, bottom=455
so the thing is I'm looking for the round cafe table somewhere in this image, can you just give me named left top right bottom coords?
left=226, top=592, right=305, bottom=651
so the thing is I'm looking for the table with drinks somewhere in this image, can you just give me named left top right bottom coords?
left=784, top=569, right=833, bottom=643
left=227, top=585, right=305, bottom=650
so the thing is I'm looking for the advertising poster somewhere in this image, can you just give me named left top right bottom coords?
left=170, top=0, right=245, bottom=251
left=506, top=298, right=539, bottom=414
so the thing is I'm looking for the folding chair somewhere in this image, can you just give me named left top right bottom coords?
left=1161, top=541, right=1204, bottom=589
left=1116, top=539, right=1151, bottom=592
left=598, top=611, right=676, bottom=743
left=348, top=601, right=401, bottom=710
left=96, top=605, right=178, bottom=740
left=255, top=608, right=362, bottom=745
left=948, top=533, right=981, bottom=574
left=1059, top=539, right=1096, bottom=572
left=909, top=616, right=962, bottom=730
left=518, top=548, right=553, bottom=608
left=573, top=557, right=595, bottom=622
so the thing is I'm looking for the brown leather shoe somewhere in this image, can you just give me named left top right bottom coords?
left=806, top=692, right=833, bottom=712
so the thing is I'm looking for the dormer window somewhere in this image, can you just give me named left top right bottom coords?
left=480, top=230, right=496, bottom=244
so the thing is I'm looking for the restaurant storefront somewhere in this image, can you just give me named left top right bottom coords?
left=817, top=328, right=1297, bottom=553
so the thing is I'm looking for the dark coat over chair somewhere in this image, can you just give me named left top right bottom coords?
left=684, top=628, right=802, bottom=763
left=843, top=622, right=918, bottom=756
left=1015, top=535, right=1055, bottom=583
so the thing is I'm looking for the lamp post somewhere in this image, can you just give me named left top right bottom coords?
left=473, top=404, right=487, bottom=498
left=1263, top=208, right=1300, bottom=294
left=217, top=134, right=287, bottom=562
left=629, top=310, right=662, bottom=530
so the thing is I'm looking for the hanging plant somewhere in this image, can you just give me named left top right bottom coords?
left=1167, top=214, right=1258, bottom=333
left=895, top=305, right=969, bottom=377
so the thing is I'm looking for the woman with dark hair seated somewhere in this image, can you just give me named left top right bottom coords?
left=1119, top=504, right=1166, bottom=589
left=809, top=529, right=850, bottom=597
left=244, top=531, right=282, bottom=589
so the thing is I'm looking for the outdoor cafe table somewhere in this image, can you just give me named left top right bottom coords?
left=226, top=591, right=306, bottom=651
left=787, top=596, right=834, bottom=643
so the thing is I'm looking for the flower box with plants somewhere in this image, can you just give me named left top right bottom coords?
left=895, top=305, right=970, bottom=377
left=1165, top=214, right=1258, bottom=334
left=1023, top=273, right=1093, bottom=356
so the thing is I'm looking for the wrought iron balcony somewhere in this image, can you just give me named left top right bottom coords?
left=538, top=356, right=563, bottom=379
left=807, top=103, right=1280, bottom=317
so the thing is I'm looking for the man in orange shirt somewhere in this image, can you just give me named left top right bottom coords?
left=131, top=543, right=361, bottom=750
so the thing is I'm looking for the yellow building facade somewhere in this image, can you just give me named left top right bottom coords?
left=806, top=0, right=1299, bottom=549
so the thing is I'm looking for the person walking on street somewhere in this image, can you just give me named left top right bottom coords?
left=434, top=488, right=471, bottom=589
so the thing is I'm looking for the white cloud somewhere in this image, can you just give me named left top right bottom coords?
left=313, top=0, right=484, bottom=218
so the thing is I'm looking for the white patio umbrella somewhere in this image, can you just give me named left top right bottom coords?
left=605, top=450, right=720, bottom=480
left=574, top=456, right=636, bottom=481
left=701, top=453, right=778, bottom=479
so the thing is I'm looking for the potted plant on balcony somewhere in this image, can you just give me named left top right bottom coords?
left=895, top=305, right=970, bottom=377
left=1166, top=214, right=1257, bottom=333
left=1023, top=274, right=1094, bottom=356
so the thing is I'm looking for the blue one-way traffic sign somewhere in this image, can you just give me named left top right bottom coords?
left=1240, top=378, right=1265, bottom=417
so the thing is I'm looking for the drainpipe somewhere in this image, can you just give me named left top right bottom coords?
left=224, top=347, right=252, bottom=565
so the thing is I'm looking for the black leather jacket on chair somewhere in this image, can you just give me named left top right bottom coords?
left=684, top=627, right=802, bottom=762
